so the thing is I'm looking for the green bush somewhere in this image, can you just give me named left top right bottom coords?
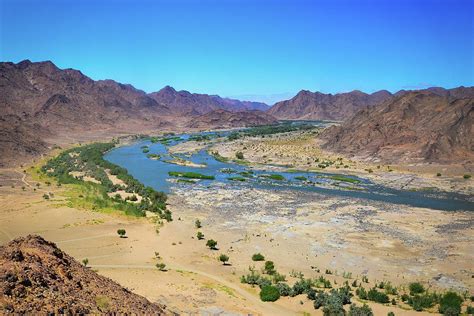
left=218, top=254, right=229, bottom=265
left=252, top=253, right=265, bottom=261
left=275, top=282, right=292, bottom=296
left=367, top=288, right=389, bottom=303
left=409, top=293, right=436, bottom=311
left=348, top=303, right=374, bottom=316
left=264, top=261, right=275, bottom=275
left=260, top=285, right=280, bottom=302
left=439, top=292, right=463, bottom=315
left=206, top=239, right=217, bottom=250
left=409, top=282, right=425, bottom=295
left=235, top=152, right=244, bottom=160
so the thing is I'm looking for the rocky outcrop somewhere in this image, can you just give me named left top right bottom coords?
left=320, top=89, right=474, bottom=163
left=0, top=235, right=169, bottom=314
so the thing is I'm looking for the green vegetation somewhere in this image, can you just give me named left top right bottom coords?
left=168, top=171, right=215, bottom=180
left=150, top=136, right=182, bottom=145
left=409, top=282, right=425, bottom=295
left=348, top=303, right=373, bottom=316
left=155, top=262, right=167, bottom=271
left=260, top=285, right=280, bottom=302
left=259, top=174, right=285, bottom=181
left=82, top=258, right=89, bottom=267
left=195, top=219, right=202, bottom=228
left=437, top=173, right=442, bottom=177
left=439, top=291, right=463, bottom=315
left=264, top=261, right=276, bottom=275
left=219, top=254, right=230, bottom=265
left=41, top=142, right=169, bottom=218
left=209, top=150, right=229, bottom=162
left=189, top=134, right=212, bottom=142
left=252, top=253, right=265, bottom=261
left=367, top=288, right=390, bottom=303
left=463, top=174, right=471, bottom=179
left=227, top=176, right=246, bottom=182
left=117, top=229, right=126, bottom=238
left=206, top=239, right=217, bottom=250
left=227, top=122, right=318, bottom=140
left=146, top=153, right=161, bottom=159
left=197, top=231, right=204, bottom=240
left=294, top=176, right=308, bottom=181
left=142, top=148, right=150, bottom=153
left=329, top=175, right=361, bottom=184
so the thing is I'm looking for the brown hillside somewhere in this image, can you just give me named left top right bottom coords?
left=320, top=90, right=474, bottom=163
left=0, top=235, right=170, bottom=314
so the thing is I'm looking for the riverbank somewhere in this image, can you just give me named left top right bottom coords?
left=209, top=129, right=474, bottom=196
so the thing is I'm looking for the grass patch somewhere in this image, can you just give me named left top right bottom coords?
left=146, top=153, right=161, bottom=159
left=329, top=175, right=361, bottom=184
left=168, top=171, right=215, bottom=180
left=259, top=174, right=285, bottom=181
left=227, top=176, right=246, bottom=182
left=294, top=176, right=307, bottom=181
left=177, top=179, right=197, bottom=184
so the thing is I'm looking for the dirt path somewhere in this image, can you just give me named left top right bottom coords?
left=90, top=263, right=292, bottom=315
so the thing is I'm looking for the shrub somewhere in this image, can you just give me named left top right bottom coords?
left=197, top=231, right=204, bottom=240
left=82, top=258, right=89, bottom=266
left=257, top=277, right=272, bottom=289
left=367, top=288, right=389, bottom=303
left=322, top=293, right=345, bottom=316
left=387, top=312, right=395, bottom=316
left=437, top=173, right=442, bottom=177
left=117, top=229, right=126, bottom=238
left=439, top=291, right=463, bottom=315
left=466, top=306, right=474, bottom=315
left=156, top=263, right=166, bottom=271
left=260, top=285, right=280, bottom=302
left=219, top=254, right=229, bottom=265
left=235, top=152, right=244, bottom=160
left=206, top=239, right=217, bottom=250
left=409, top=293, right=436, bottom=311
left=292, top=278, right=314, bottom=295
left=240, top=270, right=261, bottom=286
left=463, top=174, right=471, bottom=179
left=348, top=303, right=374, bottom=316
left=43, top=194, right=50, bottom=200
left=275, top=282, right=292, bottom=296
left=314, top=291, right=329, bottom=309
left=252, top=253, right=265, bottom=261
left=195, top=219, right=202, bottom=228
left=356, top=287, right=368, bottom=300
left=272, top=272, right=286, bottom=283
left=409, top=282, right=425, bottom=295
left=264, top=261, right=275, bottom=275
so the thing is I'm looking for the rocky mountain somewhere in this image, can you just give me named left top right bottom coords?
left=0, top=60, right=271, bottom=166
left=149, top=86, right=269, bottom=115
left=185, top=109, right=277, bottom=129
left=0, top=235, right=169, bottom=314
left=267, top=89, right=393, bottom=121
left=320, top=88, right=474, bottom=163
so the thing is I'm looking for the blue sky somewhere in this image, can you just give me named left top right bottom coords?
left=1, top=0, right=473, bottom=104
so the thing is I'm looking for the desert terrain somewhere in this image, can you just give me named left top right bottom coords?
left=1, top=126, right=473, bottom=315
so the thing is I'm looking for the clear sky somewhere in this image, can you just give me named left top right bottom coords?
left=1, top=0, right=473, bottom=104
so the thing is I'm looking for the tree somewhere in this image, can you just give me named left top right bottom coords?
left=264, top=261, right=275, bottom=275
left=82, top=258, right=89, bottom=267
left=260, top=285, right=280, bottom=302
left=195, top=219, right=202, bottom=228
left=439, top=292, right=463, bottom=315
left=252, top=253, right=265, bottom=261
left=197, top=231, right=205, bottom=240
left=236, top=152, right=244, bottom=160
left=219, top=254, right=229, bottom=265
left=206, top=239, right=217, bottom=250
left=117, top=229, right=126, bottom=238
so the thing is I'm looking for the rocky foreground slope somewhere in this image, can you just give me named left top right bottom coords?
left=320, top=88, right=474, bottom=163
left=0, top=235, right=169, bottom=314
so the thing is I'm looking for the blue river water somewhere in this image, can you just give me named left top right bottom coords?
left=104, top=132, right=474, bottom=212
